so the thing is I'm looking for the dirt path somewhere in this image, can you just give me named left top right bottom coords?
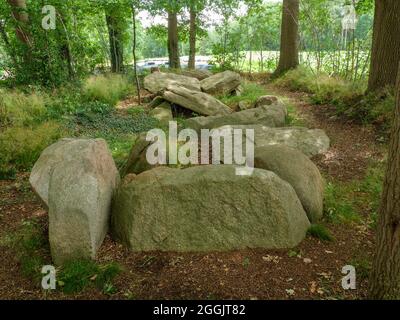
left=0, top=85, right=382, bottom=300
left=264, top=84, right=386, bottom=182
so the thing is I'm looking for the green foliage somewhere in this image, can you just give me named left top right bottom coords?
left=0, top=122, right=63, bottom=178
left=58, top=260, right=122, bottom=294
left=0, top=89, right=48, bottom=127
left=82, top=74, right=132, bottom=106
left=307, top=224, right=334, bottom=242
left=274, top=67, right=395, bottom=128
left=324, top=163, right=385, bottom=226
left=1, top=218, right=49, bottom=281
left=324, top=182, right=361, bottom=224
left=219, top=81, right=266, bottom=106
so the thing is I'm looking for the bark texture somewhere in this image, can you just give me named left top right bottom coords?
left=368, top=0, right=400, bottom=92
left=168, top=11, right=180, bottom=69
left=369, top=64, right=400, bottom=299
left=106, top=12, right=124, bottom=73
left=7, top=0, right=31, bottom=47
left=274, top=0, right=299, bottom=76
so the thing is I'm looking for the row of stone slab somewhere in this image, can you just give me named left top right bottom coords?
left=30, top=135, right=327, bottom=264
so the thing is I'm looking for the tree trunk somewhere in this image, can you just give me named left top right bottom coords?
left=0, top=19, right=18, bottom=67
left=168, top=11, right=180, bottom=69
left=131, top=3, right=141, bottom=105
left=7, top=0, right=31, bottom=47
left=188, top=8, right=196, bottom=70
left=106, top=12, right=124, bottom=73
left=57, top=12, right=74, bottom=79
left=369, top=63, right=400, bottom=299
left=274, top=0, right=299, bottom=76
left=368, top=0, right=400, bottom=92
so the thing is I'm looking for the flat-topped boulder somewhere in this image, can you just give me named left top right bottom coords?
left=254, top=145, right=324, bottom=222
left=181, top=69, right=212, bottom=80
left=185, top=103, right=287, bottom=131
left=163, top=84, right=233, bottom=116
left=215, top=125, right=330, bottom=158
left=144, top=72, right=201, bottom=93
left=200, top=71, right=241, bottom=95
left=30, top=138, right=120, bottom=264
left=111, top=165, right=310, bottom=252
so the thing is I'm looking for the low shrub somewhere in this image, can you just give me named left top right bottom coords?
left=0, top=122, right=63, bottom=178
left=274, top=66, right=395, bottom=129
left=58, top=260, right=122, bottom=294
left=307, top=224, right=334, bottom=242
left=0, top=89, right=48, bottom=127
left=219, top=81, right=267, bottom=107
left=83, top=74, right=132, bottom=106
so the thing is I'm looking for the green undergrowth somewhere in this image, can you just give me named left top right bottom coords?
left=324, top=162, right=385, bottom=227
left=1, top=218, right=122, bottom=295
left=219, top=81, right=267, bottom=107
left=307, top=224, right=334, bottom=242
left=274, top=67, right=395, bottom=130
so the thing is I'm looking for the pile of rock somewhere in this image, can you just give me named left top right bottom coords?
left=143, top=70, right=242, bottom=118
left=30, top=70, right=331, bottom=264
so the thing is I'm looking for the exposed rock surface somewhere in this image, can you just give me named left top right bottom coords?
left=112, top=165, right=310, bottom=252
left=185, top=104, right=287, bottom=131
left=254, top=145, right=324, bottom=222
left=162, top=84, right=233, bottom=116
left=30, top=138, right=119, bottom=264
left=144, top=72, right=201, bottom=93
left=200, top=71, right=241, bottom=95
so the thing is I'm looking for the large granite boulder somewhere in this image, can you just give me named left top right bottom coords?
left=185, top=103, right=287, bottom=131
left=111, top=165, right=310, bottom=252
left=144, top=72, right=201, bottom=93
left=163, top=84, right=233, bottom=116
left=200, top=71, right=241, bottom=95
left=254, top=145, right=324, bottom=222
left=30, top=138, right=120, bottom=265
left=215, top=125, right=330, bottom=158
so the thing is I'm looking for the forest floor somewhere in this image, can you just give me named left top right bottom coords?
left=0, top=81, right=386, bottom=300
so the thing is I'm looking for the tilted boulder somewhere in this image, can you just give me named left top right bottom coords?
left=215, top=125, right=330, bottom=158
left=162, top=84, right=233, bottom=116
left=185, top=103, right=287, bottom=131
left=112, top=165, right=310, bottom=252
left=200, top=71, right=241, bottom=95
left=144, top=72, right=201, bottom=93
left=254, top=145, right=324, bottom=222
left=122, top=133, right=160, bottom=176
left=30, top=138, right=120, bottom=264
left=149, top=101, right=173, bottom=125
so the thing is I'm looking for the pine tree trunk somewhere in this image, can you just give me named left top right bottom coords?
left=368, top=0, right=400, bottom=92
left=168, top=11, right=180, bottom=69
left=369, top=63, right=400, bottom=299
left=274, top=0, right=299, bottom=76
left=106, top=12, right=124, bottom=73
left=188, top=8, right=196, bottom=70
left=7, top=0, right=31, bottom=47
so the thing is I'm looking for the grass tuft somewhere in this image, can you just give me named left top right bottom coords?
left=307, top=224, right=334, bottom=242
left=83, top=74, right=132, bottom=106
